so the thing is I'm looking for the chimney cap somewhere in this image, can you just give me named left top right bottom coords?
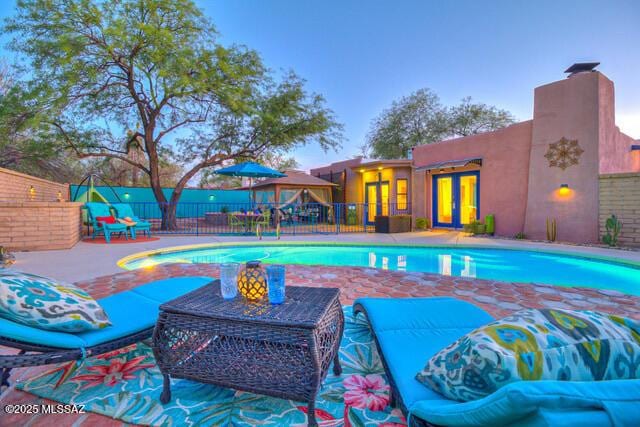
left=564, top=62, right=600, bottom=75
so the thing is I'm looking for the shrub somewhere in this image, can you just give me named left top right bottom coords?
left=220, top=205, right=229, bottom=214
left=514, top=232, right=527, bottom=240
left=415, top=217, right=429, bottom=230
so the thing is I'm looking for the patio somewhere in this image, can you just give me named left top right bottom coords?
left=2, top=232, right=640, bottom=426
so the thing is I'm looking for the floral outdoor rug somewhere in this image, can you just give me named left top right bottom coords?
left=17, top=306, right=407, bottom=426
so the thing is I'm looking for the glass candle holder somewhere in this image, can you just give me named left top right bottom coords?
left=266, top=264, right=286, bottom=304
left=219, top=262, right=240, bottom=299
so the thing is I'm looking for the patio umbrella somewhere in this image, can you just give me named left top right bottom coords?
left=214, top=161, right=287, bottom=207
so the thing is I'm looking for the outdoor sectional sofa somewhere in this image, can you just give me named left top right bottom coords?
left=353, top=297, right=640, bottom=427
left=0, top=276, right=213, bottom=391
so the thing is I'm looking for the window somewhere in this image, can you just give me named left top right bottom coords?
left=396, top=178, right=408, bottom=210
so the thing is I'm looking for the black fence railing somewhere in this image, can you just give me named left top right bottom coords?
left=116, top=202, right=412, bottom=235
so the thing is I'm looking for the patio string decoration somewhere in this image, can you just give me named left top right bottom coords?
left=544, top=137, right=584, bottom=170
left=237, top=260, right=268, bottom=301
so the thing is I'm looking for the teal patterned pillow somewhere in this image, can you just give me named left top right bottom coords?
left=416, top=309, right=640, bottom=402
left=0, top=271, right=111, bottom=332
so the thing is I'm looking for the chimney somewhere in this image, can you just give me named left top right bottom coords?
left=564, top=62, right=600, bottom=78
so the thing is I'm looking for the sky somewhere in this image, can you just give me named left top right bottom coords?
left=2, top=0, right=640, bottom=171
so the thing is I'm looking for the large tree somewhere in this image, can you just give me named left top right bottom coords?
left=4, top=0, right=341, bottom=228
left=364, top=89, right=515, bottom=159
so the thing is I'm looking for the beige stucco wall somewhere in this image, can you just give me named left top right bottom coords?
left=0, top=201, right=83, bottom=251
left=599, top=173, right=640, bottom=247
left=0, top=166, right=70, bottom=202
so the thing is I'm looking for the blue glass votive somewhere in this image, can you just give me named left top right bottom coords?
left=266, top=264, right=286, bottom=304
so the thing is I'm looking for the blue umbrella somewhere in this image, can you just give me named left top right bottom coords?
left=214, top=161, right=287, bottom=206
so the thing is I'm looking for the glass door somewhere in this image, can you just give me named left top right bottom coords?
left=365, top=181, right=390, bottom=224
left=366, top=183, right=377, bottom=223
left=433, top=175, right=454, bottom=227
left=432, top=172, right=479, bottom=228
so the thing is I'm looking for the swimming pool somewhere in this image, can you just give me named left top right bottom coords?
left=119, top=243, right=640, bottom=295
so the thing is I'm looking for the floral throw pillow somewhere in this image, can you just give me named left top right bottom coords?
left=0, top=271, right=111, bottom=332
left=416, top=308, right=640, bottom=402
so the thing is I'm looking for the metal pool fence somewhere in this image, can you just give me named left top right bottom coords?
left=112, top=202, right=412, bottom=235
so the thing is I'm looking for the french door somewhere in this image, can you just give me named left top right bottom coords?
left=365, top=182, right=389, bottom=224
left=432, top=171, right=479, bottom=228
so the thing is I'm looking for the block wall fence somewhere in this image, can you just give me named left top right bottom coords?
left=599, top=173, right=640, bottom=247
left=0, top=167, right=82, bottom=251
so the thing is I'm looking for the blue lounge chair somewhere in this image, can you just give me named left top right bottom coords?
left=111, top=203, right=152, bottom=239
left=85, top=202, right=129, bottom=243
left=0, top=276, right=214, bottom=392
left=353, top=297, right=640, bottom=427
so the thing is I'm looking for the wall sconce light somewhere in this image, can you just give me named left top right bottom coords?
left=377, top=166, right=383, bottom=170
left=558, top=184, right=570, bottom=196
left=439, top=168, right=444, bottom=173
left=124, top=192, right=130, bottom=199
left=28, top=185, right=36, bottom=200
left=209, top=194, right=215, bottom=201
left=359, top=168, right=365, bottom=173
left=57, top=190, right=63, bottom=202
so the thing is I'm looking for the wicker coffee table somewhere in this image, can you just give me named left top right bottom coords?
left=152, top=280, right=344, bottom=427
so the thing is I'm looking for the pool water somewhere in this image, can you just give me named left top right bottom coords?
left=120, top=244, right=640, bottom=295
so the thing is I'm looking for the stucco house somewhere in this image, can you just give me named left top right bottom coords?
left=313, top=64, right=640, bottom=244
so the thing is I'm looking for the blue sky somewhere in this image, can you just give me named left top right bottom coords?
left=2, top=0, right=640, bottom=170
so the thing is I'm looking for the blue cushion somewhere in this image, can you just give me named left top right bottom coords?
left=130, top=276, right=213, bottom=304
left=354, top=297, right=494, bottom=409
left=77, top=292, right=159, bottom=347
left=1, top=277, right=214, bottom=349
left=410, top=379, right=640, bottom=426
left=85, top=202, right=112, bottom=218
left=0, top=316, right=86, bottom=349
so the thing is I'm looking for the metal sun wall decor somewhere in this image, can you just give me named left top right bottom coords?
left=544, top=137, right=584, bottom=170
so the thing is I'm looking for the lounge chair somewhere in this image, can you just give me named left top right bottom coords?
left=85, top=202, right=129, bottom=243
left=353, top=297, right=640, bottom=427
left=111, top=203, right=153, bottom=239
left=0, top=276, right=214, bottom=393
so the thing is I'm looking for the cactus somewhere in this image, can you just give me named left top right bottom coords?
left=546, top=218, right=557, bottom=242
left=484, top=214, right=495, bottom=235
left=602, top=214, right=622, bottom=247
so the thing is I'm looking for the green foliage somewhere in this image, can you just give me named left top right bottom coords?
left=546, top=218, right=557, bottom=242
left=463, top=220, right=486, bottom=235
left=3, top=0, right=343, bottom=228
left=514, top=232, right=527, bottom=240
left=415, top=217, right=429, bottom=230
left=220, top=205, right=229, bottom=214
left=602, top=214, right=622, bottom=247
left=363, top=89, right=515, bottom=159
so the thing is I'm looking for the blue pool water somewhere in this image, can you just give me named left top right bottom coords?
left=121, top=244, right=640, bottom=295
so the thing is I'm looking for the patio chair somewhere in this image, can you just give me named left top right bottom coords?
left=111, top=203, right=152, bottom=239
left=85, top=202, right=129, bottom=243
left=353, top=297, right=640, bottom=427
left=0, top=276, right=214, bottom=393
left=228, top=213, right=246, bottom=233
left=254, top=210, right=271, bottom=230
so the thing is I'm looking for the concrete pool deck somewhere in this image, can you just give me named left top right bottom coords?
left=11, top=230, right=640, bottom=283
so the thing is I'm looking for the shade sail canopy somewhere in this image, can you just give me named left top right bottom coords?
left=415, top=157, right=482, bottom=172
left=250, top=170, right=338, bottom=189
left=213, top=161, right=287, bottom=178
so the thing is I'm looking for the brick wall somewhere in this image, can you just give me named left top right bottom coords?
left=599, top=173, right=640, bottom=247
left=0, top=202, right=83, bottom=251
left=0, top=167, right=70, bottom=202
